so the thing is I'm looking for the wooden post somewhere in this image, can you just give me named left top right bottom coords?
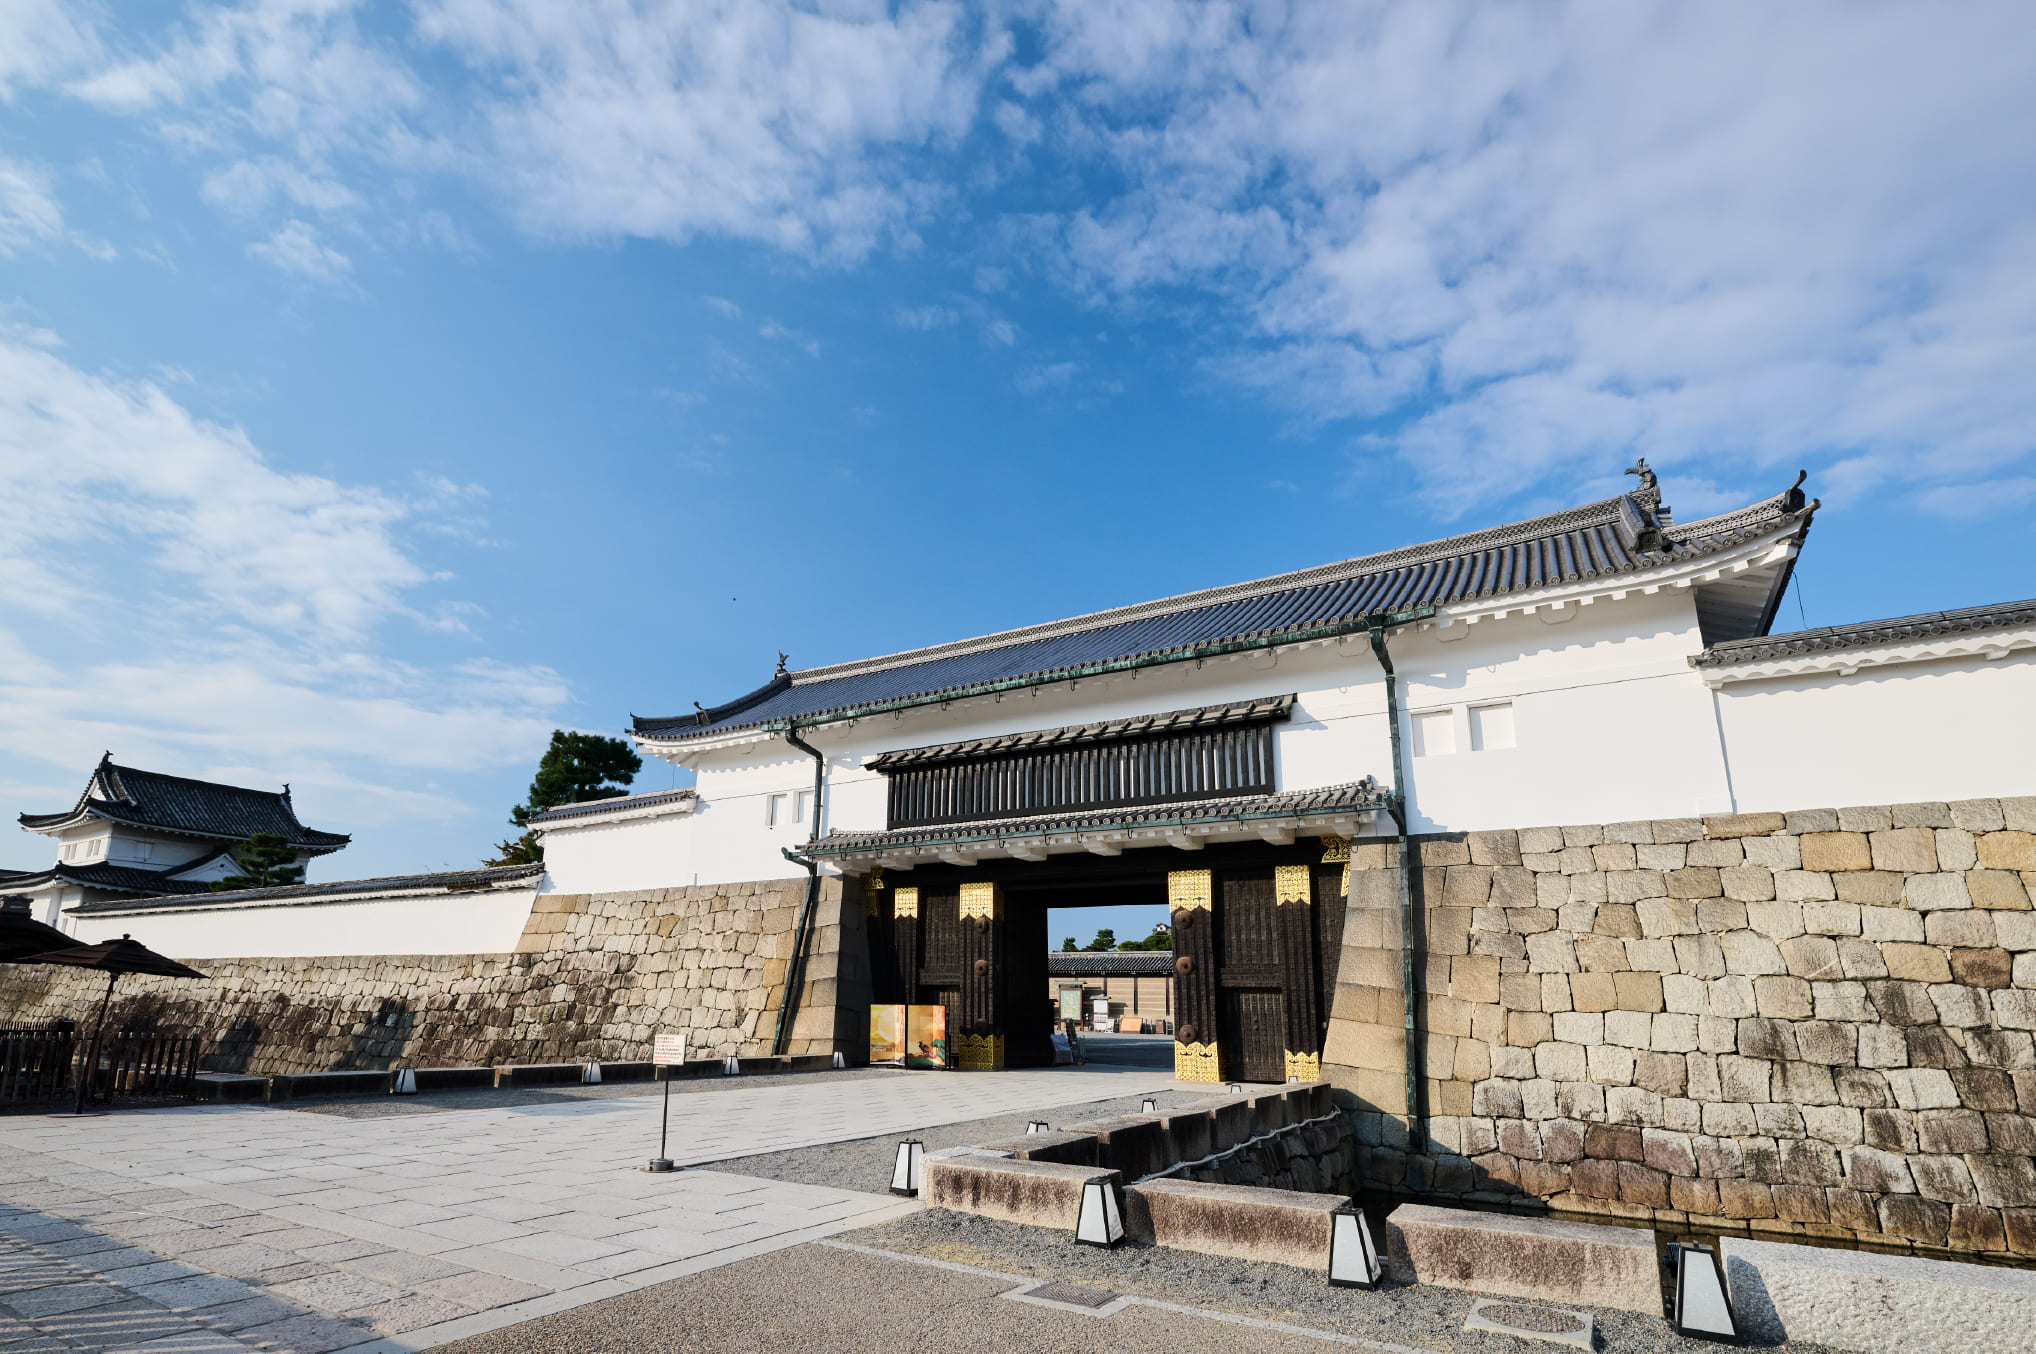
left=1275, top=864, right=1322, bottom=1082
left=1169, top=869, right=1219, bottom=1081
left=956, top=882, right=1004, bottom=1069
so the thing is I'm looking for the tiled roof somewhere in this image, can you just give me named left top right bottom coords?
left=1047, top=950, right=1177, bottom=977
left=866, top=695, right=1294, bottom=772
left=524, top=787, right=699, bottom=826
left=19, top=758, right=350, bottom=851
left=7, top=862, right=222, bottom=898
left=639, top=480, right=1813, bottom=744
left=1691, top=598, right=2036, bottom=668
left=68, top=862, right=544, bottom=915
left=801, top=780, right=1386, bottom=858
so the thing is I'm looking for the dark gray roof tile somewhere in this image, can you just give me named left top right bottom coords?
left=641, top=481, right=1813, bottom=744
left=20, top=758, right=350, bottom=851
left=1690, top=598, right=2036, bottom=669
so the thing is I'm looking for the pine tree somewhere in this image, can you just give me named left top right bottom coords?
left=211, top=834, right=305, bottom=891
left=485, top=730, right=642, bottom=866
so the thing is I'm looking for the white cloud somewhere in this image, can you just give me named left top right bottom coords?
left=410, top=0, right=1003, bottom=260
left=27, top=1, right=2036, bottom=518
left=758, top=318, right=820, bottom=356
left=248, top=218, right=352, bottom=281
left=0, top=333, right=566, bottom=850
left=893, top=303, right=959, bottom=330
left=0, top=0, right=100, bottom=100
left=704, top=295, right=742, bottom=319
left=1017, top=1, right=2036, bottom=514
left=0, top=156, right=64, bottom=254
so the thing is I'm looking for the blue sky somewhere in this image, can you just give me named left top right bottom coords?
left=3, top=2, right=2034, bottom=941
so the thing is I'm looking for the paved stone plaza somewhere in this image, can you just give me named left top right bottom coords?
left=0, top=1065, right=1177, bottom=1353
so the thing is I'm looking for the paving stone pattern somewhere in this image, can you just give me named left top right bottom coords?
left=1326, top=797, right=2036, bottom=1257
left=0, top=878, right=868, bottom=1074
left=0, top=1064, right=1173, bottom=1352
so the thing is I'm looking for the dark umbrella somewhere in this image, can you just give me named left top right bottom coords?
left=0, top=895, right=72, bottom=963
left=19, top=934, right=205, bottom=1114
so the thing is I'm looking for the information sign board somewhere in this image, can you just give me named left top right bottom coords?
left=653, top=1033, right=687, bottom=1066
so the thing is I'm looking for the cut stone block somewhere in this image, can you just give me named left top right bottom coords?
left=970, top=1131, right=1098, bottom=1167
left=1722, top=1235, right=2036, bottom=1353
left=1146, top=1109, right=1213, bottom=1163
left=193, top=1072, right=266, bottom=1102
left=492, top=1062, right=585, bottom=1087
left=1125, top=1179, right=1349, bottom=1269
left=1248, top=1090, right=1297, bottom=1135
left=409, top=1066, right=494, bottom=1092
left=1287, top=1081, right=1333, bottom=1119
left=1385, top=1203, right=1660, bottom=1314
left=1062, top=1116, right=1171, bottom=1179
left=1177, top=1096, right=1256, bottom=1153
left=926, top=1157, right=1120, bottom=1229
left=265, top=1070, right=392, bottom=1100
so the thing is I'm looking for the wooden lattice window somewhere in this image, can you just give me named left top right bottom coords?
left=872, top=697, right=1290, bottom=830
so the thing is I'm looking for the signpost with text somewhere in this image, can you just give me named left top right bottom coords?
left=645, top=1033, right=686, bottom=1172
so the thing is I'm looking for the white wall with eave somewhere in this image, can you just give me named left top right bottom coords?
left=538, top=811, right=699, bottom=895
left=65, top=889, right=540, bottom=959
left=643, top=587, right=1764, bottom=883
left=1714, top=649, right=2036, bottom=811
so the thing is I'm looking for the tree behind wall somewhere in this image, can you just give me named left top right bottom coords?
left=210, top=833, right=304, bottom=891
left=486, top=730, right=643, bottom=866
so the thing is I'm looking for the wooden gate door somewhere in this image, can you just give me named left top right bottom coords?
left=1217, top=872, right=1288, bottom=1083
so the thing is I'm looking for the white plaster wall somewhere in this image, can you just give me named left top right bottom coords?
left=539, top=813, right=699, bottom=895
left=1715, top=650, right=2036, bottom=811
left=656, top=587, right=1758, bottom=881
left=66, top=889, right=539, bottom=959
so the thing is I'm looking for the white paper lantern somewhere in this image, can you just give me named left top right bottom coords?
left=1140, top=1097, right=1158, bottom=1114
left=1671, top=1243, right=1739, bottom=1342
left=1328, top=1206, right=1382, bottom=1289
left=1026, top=1120, right=1051, bottom=1134
left=890, top=1139, right=925, bottom=1197
left=392, top=1069, right=417, bottom=1095
left=1075, top=1178, right=1124, bottom=1248
left=582, top=1062, right=602, bottom=1084
left=724, top=1055, right=741, bottom=1076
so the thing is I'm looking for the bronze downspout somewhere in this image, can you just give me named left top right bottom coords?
left=772, top=725, right=827, bottom=1056
left=1369, top=623, right=1423, bottom=1150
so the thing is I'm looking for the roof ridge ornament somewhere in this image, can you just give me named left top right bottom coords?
left=774, top=652, right=789, bottom=678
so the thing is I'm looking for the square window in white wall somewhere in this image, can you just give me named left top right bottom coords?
left=1412, top=708, right=1455, bottom=757
left=793, top=791, right=809, bottom=823
left=766, top=793, right=787, bottom=826
left=1471, top=702, right=1516, bottom=751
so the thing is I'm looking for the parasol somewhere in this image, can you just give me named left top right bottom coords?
left=19, top=934, right=206, bottom=1114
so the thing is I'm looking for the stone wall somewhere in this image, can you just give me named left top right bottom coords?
left=1324, top=796, right=2036, bottom=1258
left=0, top=877, right=869, bottom=1075
left=1177, top=1113, right=1358, bottom=1197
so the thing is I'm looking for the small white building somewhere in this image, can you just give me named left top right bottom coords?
left=9, top=756, right=351, bottom=933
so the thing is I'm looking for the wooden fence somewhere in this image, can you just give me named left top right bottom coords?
left=0, top=1028, right=200, bottom=1108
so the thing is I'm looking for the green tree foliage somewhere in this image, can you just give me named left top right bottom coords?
left=486, top=730, right=642, bottom=866
left=1117, top=926, right=1174, bottom=951
left=1083, top=928, right=1117, bottom=952
left=1061, top=936, right=1077, bottom=952
left=210, top=833, right=305, bottom=891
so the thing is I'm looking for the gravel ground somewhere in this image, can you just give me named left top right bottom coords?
left=276, top=1067, right=893, bottom=1117
left=701, top=1086, right=1212, bottom=1194
left=836, top=1208, right=1845, bottom=1354
left=431, top=1234, right=1371, bottom=1354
